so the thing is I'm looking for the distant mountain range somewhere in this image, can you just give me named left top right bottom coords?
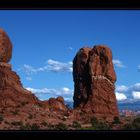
left=65, top=100, right=140, bottom=111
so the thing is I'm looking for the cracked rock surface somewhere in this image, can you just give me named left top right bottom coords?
left=73, top=45, right=119, bottom=121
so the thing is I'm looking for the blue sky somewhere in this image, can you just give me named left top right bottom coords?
left=1, top=10, right=140, bottom=102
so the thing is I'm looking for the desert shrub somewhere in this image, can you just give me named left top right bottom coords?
left=72, top=121, right=81, bottom=129
left=95, top=121, right=110, bottom=130
left=55, top=123, right=68, bottom=130
left=131, top=117, right=140, bottom=129
left=20, top=123, right=31, bottom=130
left=62, top=118, right=66, bottom=121
left=30, top=123, right=40, bottom=130
left=19, top=123, right=40, bottom=130
left=11, top=109, right=19, bottom=115
left=21, top=102, right=26, bottom=106
left=90, top=117, right=98, bottom=126
left=11, top=121, right=23, bottom=126
left=122, top=117, right=140, bottom=130
left=47, top=124, right=55, bottom=129
left=90, top=117, right=110, bottom=130
left=41, top=121, right=48, bottom=126
left=112, top=116, right=120, bottom=124
left=0, top=114, right=4, bottom=122
left=28, top=114, right=33, bottom=119
left=123, top=123, right=134, bottom=130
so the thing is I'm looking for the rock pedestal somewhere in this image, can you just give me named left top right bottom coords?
left=0, top=29, right=12, bottom=63
left=73, top=45, right=119, bottom=121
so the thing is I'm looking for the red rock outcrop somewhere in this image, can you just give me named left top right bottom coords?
left=0, top=28, right=120, bottom=129
left=73, top=45, right=119, bottom=121
left=0, top=29, right=12, bottom=63
left=0, top=62, right=39, bottom=108
left=0, top=28, right=70, bottom=130
left=41, top=96, right=68, bottom=112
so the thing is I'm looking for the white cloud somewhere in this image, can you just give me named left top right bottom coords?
left=115, top=83, right=140, bottom=102
left=138, top=65, right=140, bottom=71
left=47, top=59, right=72, bottom=73
left=26, top=77, right=32, bottom=81
left=130, top=83, right=140, bottom=91
left=113, top=59, right=125, bottom=68
left=26, top=87, right=73, bottom=101
left=132, top=91, right=140, bottom=100
left=19, top=59, right=73, bottom=78
left=62, top=87, right=70, bottom=94
left=22, top=64, right=37, bottom=75
left=68, top=47, right=73, bottom=51
left=115, top=92, right=127, bottom=101
left=116, top=85, right=128, bottom=92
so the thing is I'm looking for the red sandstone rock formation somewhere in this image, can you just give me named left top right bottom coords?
left=0, top=29, right=70, bottom=130
left=0, top=28, right=120, bottom=129
left=0, top=29, right=12, bottom=63
left=73, top=45, right=119, bottom=121
left=0, top=62, right=39, bottom=107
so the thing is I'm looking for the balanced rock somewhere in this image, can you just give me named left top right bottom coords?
left=0, top=29, right=70, bottom=129
left=73, top=45, right=119, bottom=121
left=0, top=28, right=12, bottom=63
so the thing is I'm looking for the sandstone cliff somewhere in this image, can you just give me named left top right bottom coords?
left=73, top=45, right=119, bottom=121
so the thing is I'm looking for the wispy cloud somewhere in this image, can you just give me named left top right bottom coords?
left=21, top=65, right=38, bottom=75
left=26, top=77, right=32, bottom=81
left=18, top=59, right=73, bottom=77
left=47, top=59, right=72, bottom=73
left=116, top=85, right=128, bottom=92
left=67, top=47, right=73, bottom=51
left=113, top=59, right=125, bottom=68
left=138, top=65, right=140, bottom=72
left=26, top=87, right=73, bottom=101
left=130, top=83, right=140, bottom=91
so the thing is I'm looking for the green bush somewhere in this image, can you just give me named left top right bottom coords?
left=11, top=109, right=19, bottom=115
left=123, top=123, right=134, bottom=130
left=47, top=124, right=55, bottom=129
left=113, top=116, right=120, bottom=124
left=21, top=102, right=26, bottom=106
left=28, top=114, right=33, bottom=119
left=90, top=117, right=110, bottom=130
left=72, top=121, right=81, bottom=129
left=19, top=123, right=40, bottom=130
left=11, top=121, right=23, bottom=126
left=20, top=123, right=31, bottom=130
left=95, top=121, right=110, bottom=130
left=123, top=117, right=140, bottom=130
left=55, top=123, right=68, bottom=130
left=90, top=117, right=98, bottom=126
left=131, top=117, right=140, bottom=129
left=0, top=114, right=4, bottom=122
left=41, top=121, right=48, bottom=126
left=30, top=123, right=40, bottom=130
